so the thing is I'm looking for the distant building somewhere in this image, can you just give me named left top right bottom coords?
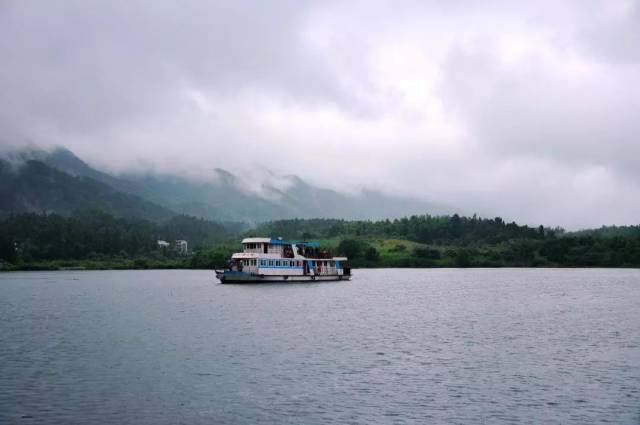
left=175, top=240, right=188, bottom=255
left=157, top=240, right=170, bottom=248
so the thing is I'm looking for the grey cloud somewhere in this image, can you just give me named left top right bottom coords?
left=438, top=40, right=640, bottom=179
left=579, top=2, right=640, bottom=65
left=0, top=0, right=639, bottom=228
left=0, top=0, right=367, bottom=136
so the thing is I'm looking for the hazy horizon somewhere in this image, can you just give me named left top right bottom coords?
left=1, top=0, right=639, bottom=229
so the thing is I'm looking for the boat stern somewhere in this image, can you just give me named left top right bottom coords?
left=215, top=269, right=226, bottom=282
left=215, top=269, right=255, bottom=283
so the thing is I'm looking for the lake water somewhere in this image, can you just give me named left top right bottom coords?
left=1, top=268, right=639, bottom=424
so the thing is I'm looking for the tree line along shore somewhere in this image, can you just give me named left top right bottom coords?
left=1, top=211, right=639, bottom=271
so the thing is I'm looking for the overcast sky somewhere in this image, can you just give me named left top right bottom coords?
left=1, top=0, right=639, bottom=228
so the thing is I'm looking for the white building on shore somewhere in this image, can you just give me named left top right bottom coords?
left=175, top=240, right=188, bottom=255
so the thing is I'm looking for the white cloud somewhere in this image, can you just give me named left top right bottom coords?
left=0, top=0, right=638, bottom=228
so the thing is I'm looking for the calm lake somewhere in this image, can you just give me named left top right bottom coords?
left=1, top=268, right=639, bottom=424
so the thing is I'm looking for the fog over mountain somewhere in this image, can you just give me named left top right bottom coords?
left=1, top=1, right=639, bottom=228
left=0, top=147, right=448, bottom=223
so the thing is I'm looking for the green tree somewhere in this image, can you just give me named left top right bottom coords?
left=455, top=248, right=471, bottom=267
left=337, top=239, right=365, bottom=258
left=364, top=247, right=380, bottom=261
left=190, top=246, right=235, bottom=269
left=413, top=245, right=440, bottom=259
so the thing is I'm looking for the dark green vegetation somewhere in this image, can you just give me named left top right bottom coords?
left=0, top=159, right=172, bottom=221
left=1, top=212, right=639, bottom=271
left=250, top=216, right=640, bottom=268
left=0, top=211, right=239, bottom=271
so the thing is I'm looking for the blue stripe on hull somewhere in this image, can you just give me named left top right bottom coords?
left=216, top=273, right=350, bottom=284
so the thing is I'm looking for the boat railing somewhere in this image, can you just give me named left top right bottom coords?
left=314, top=267, right=338, bottom=275
left=304, top=252, right=334, bottom=259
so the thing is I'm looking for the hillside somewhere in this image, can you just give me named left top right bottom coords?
left=248, top=216, right=640, bottom=268
left=0, top=210, right=237, bottom=269
left=8, top=147, right=449, bottom=223
left=569, top=225, right=640, bottom=239
left=0, top=159, right=173, bottom=221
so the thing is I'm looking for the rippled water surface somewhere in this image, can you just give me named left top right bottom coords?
left=1, top=269, right=639, bottom=424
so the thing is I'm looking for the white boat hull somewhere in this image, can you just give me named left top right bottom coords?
left=215, top=271, right=351, bottom=283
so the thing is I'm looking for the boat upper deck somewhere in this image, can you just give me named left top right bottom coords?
left=240, top=237, right=333, bottom=259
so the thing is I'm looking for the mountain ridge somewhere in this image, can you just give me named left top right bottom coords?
left=2, top=146, right=450, bottom=223
left=0, top=158, right=173, bottom=221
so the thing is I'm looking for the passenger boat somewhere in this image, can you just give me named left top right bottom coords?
left=215, top=237, right=351, bottom=283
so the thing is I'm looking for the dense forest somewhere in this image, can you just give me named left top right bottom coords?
left=0, top=211, right=639, bottom=270
left=0, top=211, right=240, bottom=270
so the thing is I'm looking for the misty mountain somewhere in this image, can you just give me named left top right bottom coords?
left=3, top=147, right=449, bottom=223
left=120, top=169, right=450, bottom=223
left=0, top=158, right=172, bottom=221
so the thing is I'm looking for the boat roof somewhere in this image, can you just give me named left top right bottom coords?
left=241, top=237, right=320, bottom=247
left=242, top=237, right=271, bottom=244
left=232, top=253, right=259, bottom=259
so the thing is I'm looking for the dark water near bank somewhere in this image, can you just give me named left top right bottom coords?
left=1, top=269, right=639, bottom=424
